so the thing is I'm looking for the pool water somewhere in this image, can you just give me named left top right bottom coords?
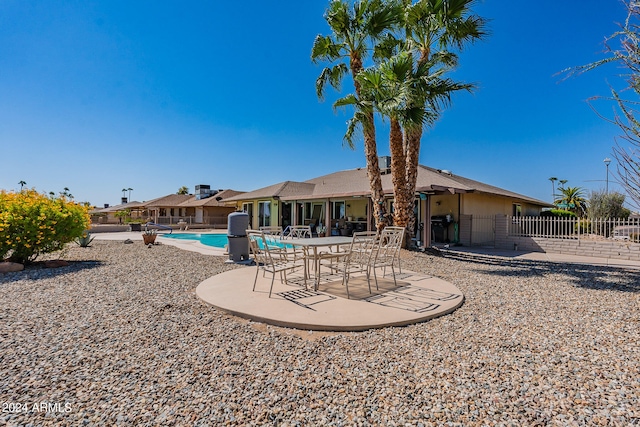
left=161, top=233, right=292, bottom=249
left=161, top=233, right=229, bottom=248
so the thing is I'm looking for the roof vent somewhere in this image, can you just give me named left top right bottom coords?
left=379, top=156, right=391, bottom=174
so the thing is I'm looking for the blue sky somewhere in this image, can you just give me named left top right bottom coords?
left=0, top=0, right=629, bottom=207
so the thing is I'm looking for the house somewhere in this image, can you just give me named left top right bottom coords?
left=91, top=185, right=244, bottom=227
left=223, top=157, right=550, bottom=247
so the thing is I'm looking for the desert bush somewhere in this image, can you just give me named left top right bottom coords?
left=588, top=190, right=631, bottom=219
left=0, top=189, right=90, bottom=263
left=76, top=232, right=95, bottom=247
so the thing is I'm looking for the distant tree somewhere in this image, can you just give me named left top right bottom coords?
left=566, top=1, right=640, bottom=209
left=588, top=190, right=631, bottom=219
left=59, top=187, right=73, bottom=199
left=18, top=180, right=26, bottom=190
left=177, top=186, right=189, bottom=195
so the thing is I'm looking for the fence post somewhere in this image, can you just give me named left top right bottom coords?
left=494, top=214, right=508, bottom=249
left=458, top=214, right=472, bottom=246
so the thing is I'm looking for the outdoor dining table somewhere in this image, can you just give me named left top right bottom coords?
left=285, top=236, right=353, bottom=290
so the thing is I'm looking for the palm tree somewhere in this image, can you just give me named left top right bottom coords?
left=18, top=180, right=26, bottom=191
left=364, top=0, right=486, bottom=239
left=127, top=187, right=133, bottom=202
left=557, top=186, right=588, bottom=215
left=121, top=188, right=127, bottom=201
left=549, top=177, right=558, bottom=202
left=350, top=52, right=470, bottom=230
left=177, top=186, right=189, bottom=195
left=312, top=0, right=400, bottom=230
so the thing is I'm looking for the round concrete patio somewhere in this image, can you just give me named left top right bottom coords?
left=196, top=265, right=465, bottom=331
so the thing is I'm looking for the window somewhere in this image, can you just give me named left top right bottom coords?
left=304, top=202, right=324, bottom=224
left=332, top=201, right=345, bottom=220
left=243, top=203, right=254, bottom=227
left=512, top=204, right=522, bottom=217
left=258, top=201, right=271, bottom=227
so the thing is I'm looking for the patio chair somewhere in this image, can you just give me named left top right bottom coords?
left=368, top=226, right=404, bottom=289
left=259, top=226, right=283, bottom=236
left=282, top=225, right=312, bottom=239
left=247, top=230, right=304, bottom=297
left=321, top=231, right=378, bottom=298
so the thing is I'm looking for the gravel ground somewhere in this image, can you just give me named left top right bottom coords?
left=1, top=240, right=639, bottom=426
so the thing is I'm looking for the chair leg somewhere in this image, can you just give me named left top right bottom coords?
left=343, top=269, right=350, bottom=299
left=269, top=273, right=276, bottom=298
left=252, top=266, right=260, bottom=291
left=390, top=264, right=397, bottom=287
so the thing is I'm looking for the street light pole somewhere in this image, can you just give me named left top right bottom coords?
left=604, top=158, right=611, bottom=193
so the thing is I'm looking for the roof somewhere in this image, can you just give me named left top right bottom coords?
left=92, top=189, right=244, bottom=212
left=178, top=189, right=245, bottom=207
left=224, top=165, right=550, bottom=207
left=91, top=201, right=146, bottom=213
left=143, top=194, right=192, bottom=207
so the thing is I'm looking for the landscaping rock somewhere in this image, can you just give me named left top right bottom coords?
left=44, top=260, right=69, bottom=268
left=0, top=262, right=24, bottom=273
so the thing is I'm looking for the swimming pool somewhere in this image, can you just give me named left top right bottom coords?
left=161, top=233, right=229, bottom=248
left=161, top=233, right=293, bottom=249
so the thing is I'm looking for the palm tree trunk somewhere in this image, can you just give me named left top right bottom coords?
left=390, top=117, right=410, bottom=229
left=363, top=118, right=388, bottom=231
left=404, top=126, right=422, bottom=241
left=352, top=53, right=388, bottom=231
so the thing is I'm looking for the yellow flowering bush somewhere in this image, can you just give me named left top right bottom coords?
left=0, top=189, right=90, bottom=263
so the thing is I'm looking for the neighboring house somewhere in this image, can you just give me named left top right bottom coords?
left=91, top=185, right=243, bottom=227
left=223, top=157, right=550, bottom=247
left=176, top=189, right=244, bottom=226
left=90, top=201, right=147, bottom=224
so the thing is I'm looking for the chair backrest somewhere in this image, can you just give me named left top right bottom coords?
left=247, top=229, right=277, bottom=266
left=378, top=226, right=404, bottom=262
left=259, top=226, right=283, bottom=236
left=282, top=225, right=312, bottom=239
left=347, top=231, right=378, bottom=265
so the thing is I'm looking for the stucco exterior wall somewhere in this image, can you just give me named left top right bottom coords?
left=460, top=193, right=541, bottom=216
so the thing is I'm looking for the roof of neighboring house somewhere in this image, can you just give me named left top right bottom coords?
left=178, top=189, right=245, bottom=207
left=224, top=165, right=550, bottom=206
left=92, top=189, right=244, bottom=213
left=143, top=194, right=192, bottom=207
left=91, top=201, right=145, bottom=213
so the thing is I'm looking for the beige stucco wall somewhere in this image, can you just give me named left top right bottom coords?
left=428, top=193, right=543, bottom=224
left=345, top=199, right=368, bottom=221
left=461, top=193, right=542, bottom=216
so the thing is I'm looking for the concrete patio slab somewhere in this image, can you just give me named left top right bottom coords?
left=196, top=266, right=465, bottom=331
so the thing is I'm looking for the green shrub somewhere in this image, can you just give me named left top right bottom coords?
left=0, top=189, right=90, bottom=263
left=541, top=209, right=577, bottom=218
